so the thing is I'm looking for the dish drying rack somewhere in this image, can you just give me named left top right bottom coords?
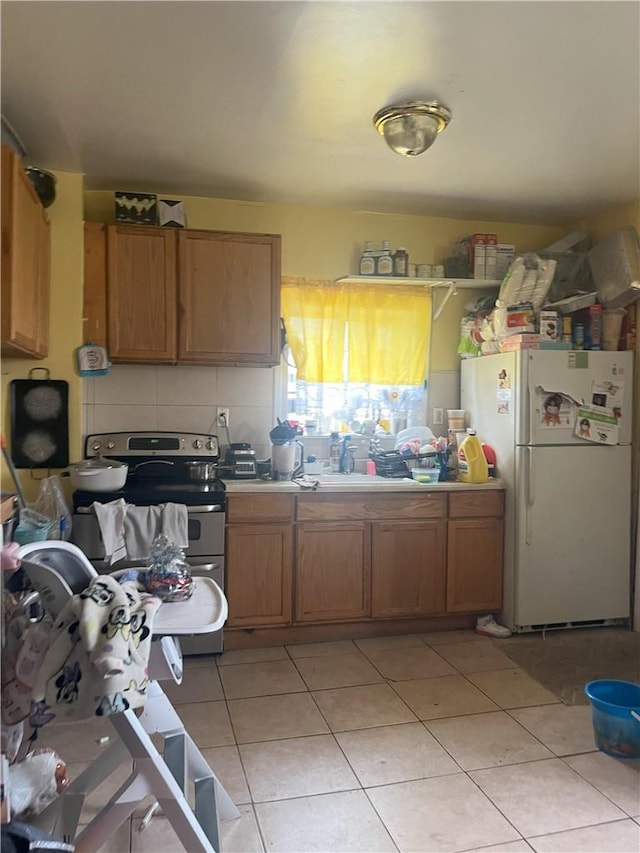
left=371, top=450, right=438, bottom=478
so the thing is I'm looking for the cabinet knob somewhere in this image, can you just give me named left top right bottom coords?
left=193, top=439, right=203, bottom=450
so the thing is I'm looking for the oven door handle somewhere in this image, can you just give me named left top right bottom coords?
left=135, top=460, right=176, bottom=469
left=75, top=503, right=224, bottom=514
left=187, top=562, right=220, bottom=573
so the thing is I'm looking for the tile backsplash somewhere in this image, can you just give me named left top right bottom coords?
left=83, top=366, right=461, bottom=464
left=83, top=365, right=276, bottom=459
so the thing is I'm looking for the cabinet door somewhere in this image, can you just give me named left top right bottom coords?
left=447, top=518, right=504, bottom=612
left=372, top=520, right=446, bottom=617
left=178, top=230, right=281, bottom=365
left=226, top=523, right=292, bottom=627
left=83, top=222, right=107, bottom=346
left=1, top=146, right=50, bottom=358
left=295, top=522, right=370, bottom=622
left=107, top=225, right=177, bottom=362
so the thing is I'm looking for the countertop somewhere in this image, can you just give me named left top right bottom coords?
left=222, top=475, right=505, bottom=494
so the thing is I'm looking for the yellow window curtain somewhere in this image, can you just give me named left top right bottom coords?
left=281, top=277, right=431, bottom=385
left=281, top=277, right=348, bottom=383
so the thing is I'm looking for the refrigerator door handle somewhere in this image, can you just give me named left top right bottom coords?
left=525, top=447, right=534, bottom=545
left=526, top=383, right=536, bottom=446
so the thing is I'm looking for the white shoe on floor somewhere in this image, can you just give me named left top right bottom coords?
left=475, top=615, right=512, bottom=638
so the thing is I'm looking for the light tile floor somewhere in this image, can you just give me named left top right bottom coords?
left=46, top=630, right=639, bottom=852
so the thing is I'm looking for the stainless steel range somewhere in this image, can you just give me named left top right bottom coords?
left=71, top=431, right=226, bottom=655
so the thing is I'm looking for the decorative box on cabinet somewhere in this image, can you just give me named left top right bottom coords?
left=1, top=145, right=50, bottom=358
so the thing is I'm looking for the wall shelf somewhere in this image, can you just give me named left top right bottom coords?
left=334, top=276, right=501, bottom=320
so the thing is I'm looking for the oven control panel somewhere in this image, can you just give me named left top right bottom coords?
left=85, top=432, right=219, bottom=458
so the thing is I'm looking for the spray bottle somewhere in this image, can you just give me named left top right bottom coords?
left=328, top=432, right=341, bottom=473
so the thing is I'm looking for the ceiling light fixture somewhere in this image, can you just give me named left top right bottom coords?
left=373, top=100, right=452, bottom=157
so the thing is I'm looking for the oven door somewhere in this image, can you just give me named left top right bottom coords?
left=71, top=504, right=226, bottom=655
left=179, top=555, right=225, bottom=656
left=71, top=504, right=225, bottom=566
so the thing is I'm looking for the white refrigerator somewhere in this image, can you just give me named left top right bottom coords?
left=461, top=350, right=633, bottom=632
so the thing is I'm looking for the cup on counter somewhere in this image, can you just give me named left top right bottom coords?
left=602, top=308, right=626, bottom=351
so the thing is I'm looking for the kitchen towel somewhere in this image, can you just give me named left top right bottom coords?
left=93, top=499, right=127, bottom=565
left=160, top=503, right=188, bottom=549
left=123, top=503, right=188, bottom=559
left=123, top=506, right=162, bottom=559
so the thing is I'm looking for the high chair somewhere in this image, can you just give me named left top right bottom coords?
left=14, top=540, right=240, bottom=853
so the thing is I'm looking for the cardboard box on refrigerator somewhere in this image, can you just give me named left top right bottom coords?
left=459, top=233, right=498, bottom=278
left=500, top=333, right=541, bottom=351
left=496, top=243, right=516, bottom=280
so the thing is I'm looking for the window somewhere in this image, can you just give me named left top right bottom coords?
left=281, top=277, right=432, bottom=435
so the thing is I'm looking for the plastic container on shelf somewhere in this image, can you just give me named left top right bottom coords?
left=457, top=429, right=489, bottom=484
left=447, top=409, right=465, bottom=431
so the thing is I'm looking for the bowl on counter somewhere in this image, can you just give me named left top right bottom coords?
left=411, top=468, right=440, bottom=484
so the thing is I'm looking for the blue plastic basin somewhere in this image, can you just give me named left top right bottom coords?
left=584, top=680, right=640, bottom=759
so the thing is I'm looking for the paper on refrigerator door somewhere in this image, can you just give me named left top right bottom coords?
left=536, top=387, right=576, bottom=429
left=574, top=404, right=619, bottom=444
left=591, top=379, right=625, bottom=420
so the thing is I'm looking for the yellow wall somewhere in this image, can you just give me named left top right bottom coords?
left=85, top=191, right=565, bottom=371
left=1, top=171, right=84, bottom=502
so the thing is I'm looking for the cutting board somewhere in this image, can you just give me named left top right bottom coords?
left=10, top=369, right=69, bottom=469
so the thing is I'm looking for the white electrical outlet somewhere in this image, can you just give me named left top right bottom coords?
left=433, top=407, right=444, bottom=425
left=216, top=407, right=230, bottom=428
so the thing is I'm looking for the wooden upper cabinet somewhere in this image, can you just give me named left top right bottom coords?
left=107, top=225, right=177, bottom=362
left=1, top=145, right=50, bottom=358
left=178, top=230, right=281, bottom=366
left=83, top=222, right=107, bottom=346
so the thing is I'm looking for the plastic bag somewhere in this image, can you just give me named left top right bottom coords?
left=457, top=296, right=495, bottom=358
left=144, top=534, right=193, bottom=602
left=29, top=475, right=71, bottom=541
left=9, top=748, right=69, bottom=817
left=498, top=253, right=557, bottom=310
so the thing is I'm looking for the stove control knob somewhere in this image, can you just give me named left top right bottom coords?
left=92, top=442, right=101, bottom=453
left=106, top=440, right=116, bottom=450
left=193, top=439, right=203, bottom=450
left=206, top=440, right=216, bottom=451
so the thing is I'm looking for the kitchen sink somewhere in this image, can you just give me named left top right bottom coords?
left=317, top=473, right=412, bottom=486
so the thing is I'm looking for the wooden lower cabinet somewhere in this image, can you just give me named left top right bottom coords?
left=295, top=522, right=370, bottom=622
left=372, top=520, right=446, bottom=617
left=225, top=488, right=504, bottom=631
left=446, top=517, right=504, bottom=612
left=226, top=523, right=293, bottom=627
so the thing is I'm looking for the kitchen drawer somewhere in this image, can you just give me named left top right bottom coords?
left=226, top=493, right=295, bottom=523
left=448, top=491, right=504, bottom=519
left=296, top=493, right=446, bottom=522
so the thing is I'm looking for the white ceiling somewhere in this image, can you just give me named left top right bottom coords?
left=2, top=1, right=639, bottom=225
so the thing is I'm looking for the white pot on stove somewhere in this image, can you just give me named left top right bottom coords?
left=68, top=457, right=128, bottom=491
